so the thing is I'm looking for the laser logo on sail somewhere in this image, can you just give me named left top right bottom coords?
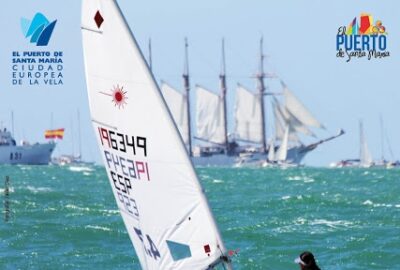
left=20, top=12, right=57, bottom=46
left=100, top=85, right=128, bottom=109
left=336, top=13, right=390, bottom=62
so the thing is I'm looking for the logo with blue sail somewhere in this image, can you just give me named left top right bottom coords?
left=20, top=13, right=57, bottom=46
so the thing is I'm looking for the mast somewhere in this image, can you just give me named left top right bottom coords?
left=219, top=38, right=229, bottom=153
left=148, top=38, right=152, bottom=72
left=11, top=111, right=14, bottom=136
left=256, top=37, right=267, bottom=153
left=379, top=114, right=384, bottom=161
left=77, top=109, right=82, bottom=159
left=359, top=120, right=363, bottom=161
left=70, top=116, right=75, bottom=156
left=183, top=37, right=193, bottom=156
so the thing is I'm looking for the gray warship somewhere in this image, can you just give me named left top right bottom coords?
left=0, top=128, right=55, bottom=165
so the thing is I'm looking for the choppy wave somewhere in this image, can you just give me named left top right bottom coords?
left=308, top=219, right=355, bottom=229
left=0, top=187, right=15, bottom=193
left=2, top=166, right=400, bottom=269
left=85, top=225, right=112, bottom=232
left=68, top=166, right=94, bottom=172
left=25, top=185, right=52, bottom=193
left=212, top=179, right=224, bottom=183
left=363, top=200, right=400, bottom=208
left=65, top=204, right=91, bottom=212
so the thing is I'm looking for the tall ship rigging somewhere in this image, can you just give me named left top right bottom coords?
left=160, top=38, right=344, bottom=167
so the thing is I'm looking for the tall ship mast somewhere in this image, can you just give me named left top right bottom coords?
left=183, top=38, right=193, bottom=157
left=220, top=39, right=229, bottom=153
left=257, top=37, right=267, bottom=153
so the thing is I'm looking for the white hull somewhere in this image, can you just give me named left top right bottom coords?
left=192, top=154, right=237, bottom=167
left=0, top=143, right=55, bottom=165
left=191, top=145, right=311, bottom=167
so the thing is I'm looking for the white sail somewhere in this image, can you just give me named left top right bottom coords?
left=267, top=139, right=275, bottom=161
left=234, top=84, right=263, bottom=143
left=276, top=125, right=289, bottom=161
left=196, top=85, right=225, bottom=144
left=81, top=1, right=232, bottom=269
left=359, top=121, right=373, bottom=167
left=280, top=106, right=315, bottom=137
left=281, top=81, right=324, bottom=129
left=272, top=100, right=300, bottom=142
left=161, top=82, right=189, bottom=145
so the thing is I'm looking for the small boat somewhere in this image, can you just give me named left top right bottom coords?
left=330, top=121, right=374, bottom=168
left=81, top=0, right=233, bottom=268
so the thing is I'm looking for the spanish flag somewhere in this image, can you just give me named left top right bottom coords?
left=45, top=128, right=65, bottom=139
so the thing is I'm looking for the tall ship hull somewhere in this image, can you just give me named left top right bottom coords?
left=191, top=144, right=312, bottom=167
left=0, top=143, right=55, bottom=165
left=192, top=154, right=237, bottom=167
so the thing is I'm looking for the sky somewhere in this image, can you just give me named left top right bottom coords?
left=1, top=0, right=399, bottom=166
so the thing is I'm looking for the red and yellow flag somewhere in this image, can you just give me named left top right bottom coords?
left=45, top=128, right=65, bottom=139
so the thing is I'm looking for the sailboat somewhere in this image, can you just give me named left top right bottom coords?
left=330, top=120, right=374, bottom=168
left=375, top=116, right=400, bottom=168
left=262, top=125, right=298, bottom=168
left=359, top=120, right=374, bottom=168
left=81, top=0, right=233, bottom=269
left=51, top=110, right=94, bottom=166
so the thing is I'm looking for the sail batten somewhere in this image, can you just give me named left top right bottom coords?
left=81, top=1, right=231, bottom=269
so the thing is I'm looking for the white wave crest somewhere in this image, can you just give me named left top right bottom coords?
left=26, top=186, right=52, bottom=193
left=68, top=166, right=94, bottom=172
left=85, top=225, right=111, bottom=232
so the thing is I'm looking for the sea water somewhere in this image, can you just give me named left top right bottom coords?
left=0, top=165, right=399, bottom=269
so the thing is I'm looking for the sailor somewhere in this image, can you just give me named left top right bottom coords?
left=294, top=251, right=321, bottom=270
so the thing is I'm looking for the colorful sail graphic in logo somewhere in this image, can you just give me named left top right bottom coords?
left=359, top=13, right=373, bottom=34
left=345, top=13, right=387, bottom=36
left=20, top=13, right=57, bottom=46
left=345, top=17, right=358, bottom=35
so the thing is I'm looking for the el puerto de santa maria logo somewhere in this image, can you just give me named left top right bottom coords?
left=336, top=13, right=390, bottom=62
left=11, top=12, right=64, bottom=86
left=20, top=12, right=57, bottom=46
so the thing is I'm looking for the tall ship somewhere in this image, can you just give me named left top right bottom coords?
left=160, top=38, right=344, bottom=167
left=0, top=127, right=56, bottom=165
